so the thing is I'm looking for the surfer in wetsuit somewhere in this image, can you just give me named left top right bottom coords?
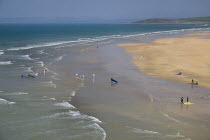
left=187, top=97, right=189, bottom=103
left=181, top=97, right=184, bottom=104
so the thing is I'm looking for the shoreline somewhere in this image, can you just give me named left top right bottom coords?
left=118, top=31, right=210, bottom=90
left=70, top=42, right=210, bottom=140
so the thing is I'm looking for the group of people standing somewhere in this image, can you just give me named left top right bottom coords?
left=181, top=96, right=189, bottom=104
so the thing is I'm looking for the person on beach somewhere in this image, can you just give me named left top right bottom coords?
left=181, top=97, right=184, bottom=104
left=178, top=70, right=182, bottom=75
left=187, top=97, right=189, bottom=103
left=43, top=69, right=47, bottom=74
left=195, top=82, right=198, bottom=85
left=92, top=74, right=95, bottom=83
left=192, top=79, right=194, bottom=83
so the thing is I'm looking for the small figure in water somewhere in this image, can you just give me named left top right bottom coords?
left=43, top=69, right=47, bottom=74
left=21, top=75, right=24, bottom=78
left=92, top=74, right=95, bottom=83
left=181, top=97, right=184, bottom=104
left=187, top=97, right=189, bottom=103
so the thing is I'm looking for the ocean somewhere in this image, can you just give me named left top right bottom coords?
left=0, top=23, right=210, bottom=140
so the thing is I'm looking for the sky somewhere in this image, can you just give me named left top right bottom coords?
left=0, top=0, right=210, bottom=22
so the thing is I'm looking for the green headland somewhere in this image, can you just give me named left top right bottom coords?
left=129, top=16, right=210, bottom=24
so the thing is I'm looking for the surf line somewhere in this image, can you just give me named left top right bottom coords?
left=161, top=112, right=183, bottom=123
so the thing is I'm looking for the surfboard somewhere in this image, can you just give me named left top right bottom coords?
left=184, top=102, right=194, bottom=105
left=111, top=78, right=118, bottom=83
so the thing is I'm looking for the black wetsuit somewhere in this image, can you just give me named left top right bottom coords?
left=181, top=97, right=184, bottom=104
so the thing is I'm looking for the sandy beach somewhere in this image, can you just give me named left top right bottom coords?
left=72, top=42, right=210, bottom=140
left=118, top=31, right=210, bottom=89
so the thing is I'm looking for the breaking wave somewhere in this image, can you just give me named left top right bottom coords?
left=0, top=98, right=15, bottom=105
left=0, top=61, right=12, bottom=65
left=54, top=102, right=76, bottom=109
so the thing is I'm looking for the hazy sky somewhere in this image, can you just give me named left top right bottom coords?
left=0, top=0, right=209, bottom=20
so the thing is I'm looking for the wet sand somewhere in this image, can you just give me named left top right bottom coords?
left=118, top=31, right=210, bottom=90
left=56, top=42, right=210, bottom=140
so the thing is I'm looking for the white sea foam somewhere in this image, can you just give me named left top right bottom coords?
left=27, top=67, right=33, bottom=72
left=66, top=89, right=76, bottom=96
left=148, top=94, right=160, bottom=103
left=162, top=113, right=182, bottom=123
left=0, top=98, right=15, bottom=105
left=86, top=115, right=102, bottom=123
left=5, top=92, right=29, bottom=95
left=68, top=111, right=102, bottom=123
left=35, top=61, right=44, bottom=67
left=18, top=55, right=33, bottom=60
left=0, top=61, right=12, bottom=65
left=0, top=51, right=4, bottom=55
left=54, top=102, right=76, bottom=109
left=49, top=55, right=65, bottom=65
left=50, top=98, right=56, bottom=101
left=44, top=110, right=101, bottom=123
left=56, top=56, right=64, bottom=62
left=43, top=81, right=56, bottom=88
left=70, top=91, right=76, bottom=96
left=131, top=128, right=159, bottom=135
left=42, top=111, right=106, bottom=139
left=50, top=75, right=61, bottom=80
left=166, top=132, right=185, bottom=138
left=7, top=41, right=73, bottom=51
left=82, top=123, right=106, bottom=140
left=37, top=50, right=45, bottom=54
left=184, top=138, right=192, bottom=140
left=9, top=55, right=33, bottom=60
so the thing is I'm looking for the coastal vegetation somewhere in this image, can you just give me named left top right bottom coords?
left=130, top=16, right=210, bottom=24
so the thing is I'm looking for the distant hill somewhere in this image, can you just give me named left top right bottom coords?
left=129, top=16, right=210, bottom=24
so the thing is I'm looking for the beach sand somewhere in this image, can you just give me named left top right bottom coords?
left=118, top=31, right=210, bottom=89
left=68, top=43, right=210, bottom=140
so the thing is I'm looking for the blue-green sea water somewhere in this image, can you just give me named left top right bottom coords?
left=0, top=24, right=210, bottom=140
left=0, top=24, right=209, bottom=50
